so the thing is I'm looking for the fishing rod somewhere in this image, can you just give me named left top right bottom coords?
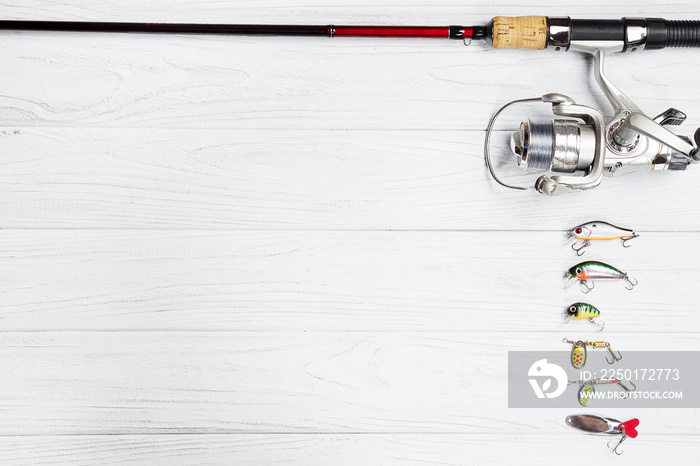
left=3, top=16, right=700, bottom=195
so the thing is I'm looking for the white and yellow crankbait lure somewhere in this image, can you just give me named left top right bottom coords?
left=567, top=221, right=639, bottom=256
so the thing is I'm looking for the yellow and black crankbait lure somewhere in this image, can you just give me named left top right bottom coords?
left=564, top=302, right=604, bottom=331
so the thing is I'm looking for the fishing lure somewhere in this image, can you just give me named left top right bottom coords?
left=565, top=261, right=637, bottom=293
left=566, top=414, right=639, bottom=455
left=567, top=221, right=639, bottom=256
left=562, top=338, right=622, bottom=369
left=568, top=378, right=636, bottom=406
left=565, top=302, right=604, bottom=331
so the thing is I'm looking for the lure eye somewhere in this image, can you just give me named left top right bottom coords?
left=576, top=267, right=583, bottom=276
left=568, top=305, right=577, bottom=315
left=575, top=228, right=582, bottom=234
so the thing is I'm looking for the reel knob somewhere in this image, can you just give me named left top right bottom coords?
left=692, top=127, right=700, bottom=163
left=653, top=108, right=686, bottom=126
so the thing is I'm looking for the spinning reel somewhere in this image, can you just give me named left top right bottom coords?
left=485, top=32, right=700, bottom=195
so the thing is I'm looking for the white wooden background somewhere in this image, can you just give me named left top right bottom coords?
left=2, top=1, right=700, bottom=464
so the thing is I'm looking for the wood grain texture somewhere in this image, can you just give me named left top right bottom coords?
left=0, top=230, right=698, bottom=331
left=0, top=38, right=697, bottom=132
left=2, top=1, right=700, bottom=464
left=1, top=434, right=698, bottom=465
left=0, top=332, right=696, bottom=435
left=0, top=2, right=698, bottom=131
left=2, top=128, right=700, bottom=230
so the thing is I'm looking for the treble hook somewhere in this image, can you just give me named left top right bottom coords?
left=617, top=379, right=637, bottom=395
left=580, top=279, right=595, bottom=294
left=624, top=274, right=638, bottom=291
left=604, top=342, right=622, bottom=364
left=566, top=316, right=605, bottom=331
left=620, top=233, right=640, bottom=248
left=608, top=431, right=627, bottom=455
left=589, top=317, right=605, bottom=332
left=572, top=240, right=591, bottom=256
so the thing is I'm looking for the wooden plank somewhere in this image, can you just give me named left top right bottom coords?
left=2, top=2, right=700, bottom=463
left=2, top=128, right=700, bottom=230
left=0, top=4, right=698, bottom=131
left=0, top=230, right=697, bottom=331
left=0, top=433, right=697, bottom=465
left=0, top=332, right=696, bottom=435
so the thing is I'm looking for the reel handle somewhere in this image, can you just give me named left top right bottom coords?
left=491, top=16, right=700, bottom=51
left=619, top=113, right=697, bottom=159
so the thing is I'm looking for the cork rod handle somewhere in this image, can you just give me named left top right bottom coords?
left=491, top=16, right=548, bottom=49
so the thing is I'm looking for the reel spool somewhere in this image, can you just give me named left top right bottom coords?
left=511, top=119, right=595, bottom=173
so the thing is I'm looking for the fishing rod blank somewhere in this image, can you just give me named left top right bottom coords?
left=1, top=16, right=699, bottom=50
left=0, top=20, right=482, bottom=41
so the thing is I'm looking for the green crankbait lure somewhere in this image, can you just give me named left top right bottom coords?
left=565, top=261, right=637, bottom=293
left=565, top=302, right=604, bottom=331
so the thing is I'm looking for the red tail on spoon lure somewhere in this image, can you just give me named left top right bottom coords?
left=566, top=414, right=639, bottom=455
